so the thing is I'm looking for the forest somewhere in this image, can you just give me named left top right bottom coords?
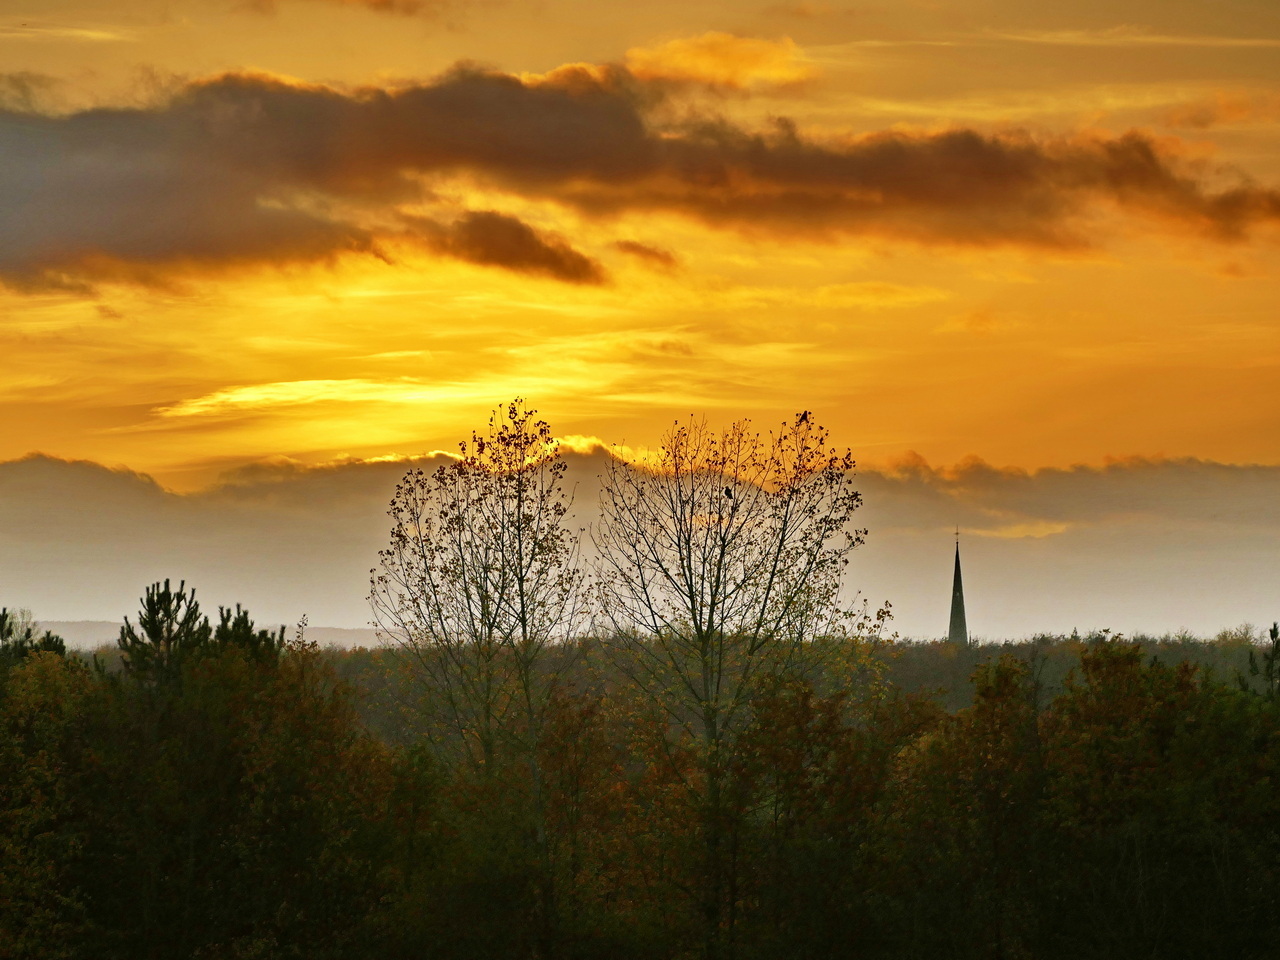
left=3, top=405, right=1280, bottom=960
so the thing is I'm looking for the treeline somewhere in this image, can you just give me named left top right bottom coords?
left=5, top=593, right=1280, bottom=959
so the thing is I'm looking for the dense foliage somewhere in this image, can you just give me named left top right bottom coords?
left=3, top=594, right=1280, bottom=960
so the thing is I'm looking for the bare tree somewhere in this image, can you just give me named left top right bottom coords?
left=370, top=399, right=584, bottom=772
left=593, top=412, right=866, bottom=960
left=371, top=400, right=586, bottom=957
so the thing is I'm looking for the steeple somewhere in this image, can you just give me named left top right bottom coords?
left=948, top=530, right=968, bottom=646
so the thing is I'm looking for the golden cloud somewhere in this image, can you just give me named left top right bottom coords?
left=965, top=520, right=1071, bottom=539
left=1164, top=91, right=1280, bottom=128
left=244, top=0, right=453, bottom=16
left=625, top=32, right=817, bottom=90
left=157, top=379, right=481, bottom=419
left=714, top=281, right=951, bottom=310
left=987, top=27, right=1280, bottom=48
left=0, top=22, right=136, bottom=42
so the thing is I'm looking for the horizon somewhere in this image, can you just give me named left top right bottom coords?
left=31, top=617, right=1275, bottom=652
left=3, top=443, right=1278, bottom=638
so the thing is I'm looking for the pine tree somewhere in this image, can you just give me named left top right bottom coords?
left=118, top=580, right=211, bottom=683
left=214, top=604, right=287, bottom=663
left=0, top=607, right=67, bottom=671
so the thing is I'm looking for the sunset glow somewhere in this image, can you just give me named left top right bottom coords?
left=2, top=0, right=1279, bottom=634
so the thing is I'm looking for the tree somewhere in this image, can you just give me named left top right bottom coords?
left=592, top=412, right=866, bottom=960
left=1036, top=644, right=1275, bottom=959
left=117, top=579, right=211, bottom=684
left=371, top=399, right=584, bottom=769
left=873, top=656, right=1044, bottom=959
left=1244, top=621, right=1280, bottom=699
left=370, top=399, right=585, bottom=954
left=0, top=652, right=91, bottom=959
left=0, top=607, right=67, bottom=672
left=81, top=607, right=391, bottom=960
left=213, top=604, right=287, bottom=663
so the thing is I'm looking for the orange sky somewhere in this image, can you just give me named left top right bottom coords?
left=2, top=0, right=1279, bottom=493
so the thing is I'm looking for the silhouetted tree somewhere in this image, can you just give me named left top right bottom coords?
left=213, top=603, right=286, bottom=663
left=371, top=400, right=584, bottom=770
left=371, top=399, right=586, bottom=954
left=594, top=412, right=866, bottom=960
left=117, top=579, right=211, bottom=684
left=80, top=614, right=392, bottom=960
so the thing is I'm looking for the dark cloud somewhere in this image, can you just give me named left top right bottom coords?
left=614, top=239, right=679, bottom=268
left=0, top=72, right=62, bottom=113
left=412, top=210, right=606, bottom=284
left=1, top=64, right=1278, bottom=291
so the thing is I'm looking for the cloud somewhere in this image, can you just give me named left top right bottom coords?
left=1164, top=91, right=1280, bottom=129
left=715, top=281, right=950, bottom=310
left=154, top=377, right=582, bottom=422
left=0, top=452, right=401, bottom=628
left=414, top=210, right=606, bottom=284
left=0, top=67, right=643, bottom=291
left=625, top=32, right=817, bottom=90
left=156, top=380, right=441, bottom=419
left=1, top=62, right=1278, bottom=293
left=245, top=0, right=455, bottom=16
left=762, top=3, right=836, bottom=20
left=2, top=450, right=1280, bottom=639
left=859, top=452, right=1280, bottom=533
left=0, top=23, right=136, bottom=42
left=846, top=453, right=1280, bottom=637
left=614, top=239, right=679, bottom=269
left=0, top=72, right=63, bottom=113
left=987, top=27, right=1280, bottom=49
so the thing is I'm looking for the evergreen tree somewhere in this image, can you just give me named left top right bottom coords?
left=0, top=607, right=67, bottom=672
left=213, top=603, right=287, bottom=663
left=117, top=579, right=211, bottom=684
left=1244, top=621, right=1280, bottom=699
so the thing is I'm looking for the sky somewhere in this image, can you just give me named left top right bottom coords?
left=1, top=0, right=1278, bottom=637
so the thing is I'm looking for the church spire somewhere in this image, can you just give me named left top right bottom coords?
left=948, top=529, right=968, bottom=646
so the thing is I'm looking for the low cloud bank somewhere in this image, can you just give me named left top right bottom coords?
left=1, top=450, right=1276, bottom=639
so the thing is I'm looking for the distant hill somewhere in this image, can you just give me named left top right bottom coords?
left=40, top=621, right=380, bottom=650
